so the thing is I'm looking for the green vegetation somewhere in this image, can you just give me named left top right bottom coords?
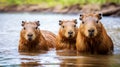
left=0, top=0, right=120, bottom=7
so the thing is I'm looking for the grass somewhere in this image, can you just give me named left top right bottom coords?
left=0, top=0, right=120, bottom=7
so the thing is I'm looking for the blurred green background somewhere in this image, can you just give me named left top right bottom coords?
left=0, top=0, right=120, bottom=7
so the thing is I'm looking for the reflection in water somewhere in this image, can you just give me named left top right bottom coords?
left=0, top=13, right=120, bottom=67
left=19, top=50, right=61, bottom=67
left=75, top=55, right=111, bottom=67
left=20, top=60, right=41, bottom=67
left=19, top=51, right=47, bottom=67
left=57, top=50, right=113, bottom=67
left=20, top=57, right=41, bottom=67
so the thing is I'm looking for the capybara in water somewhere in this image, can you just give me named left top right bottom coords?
left=56, top=19, right=78, bottom=50
left=76, top=13, right=113, bottom=54
left=19, top=21, right=56, bottom=52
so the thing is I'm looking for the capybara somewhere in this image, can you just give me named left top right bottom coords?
left=56, top=19, right=78, bottom=50
left=19, top=21, right=56, bottom=52
left=76, top=13, right=113, bottom=54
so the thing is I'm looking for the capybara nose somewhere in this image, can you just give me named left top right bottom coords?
left=68, top=31, right=73, bottom=35
left=27, top=34, right=33, bottom=37
left=88, top=29, right=94, bottom=37
left=88, top=29, right=94, bottom=33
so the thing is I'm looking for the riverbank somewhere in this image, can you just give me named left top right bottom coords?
left=0, top=3, right=120, bottom=16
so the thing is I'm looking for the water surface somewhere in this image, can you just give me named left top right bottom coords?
left=0, top=13, right=120, bottom=67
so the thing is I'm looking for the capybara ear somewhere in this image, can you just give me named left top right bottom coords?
left=36, top=21, right=40, bottom=26
left=79, top=14, right=83, bottom=20
left=59, top=20, right=63, bottom=25
left=73, top=19, right=77, bottom=24
left=22, top=21, right=25, bottom=27
left=98, top=13, right=102, bottom=19
left=96, top=13, right=102, bottom=20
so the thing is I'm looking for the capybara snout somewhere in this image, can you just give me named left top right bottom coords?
left=88, top=29, right=95, bottom=37
left=59, top=19, right=77, bottom=38
left=27, top=33, right=33, bottom=41
left=68, top=31, right=73, bottom=35
left=66, top=29, right=75, bottom=38
left=25, top=32, right=35, bottom=41
left=86, top=25, right=98, bottom=38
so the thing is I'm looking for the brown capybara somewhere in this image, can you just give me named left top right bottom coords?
left=19, top=21, right=56, bottom=52
left=56, top=19, right=78, bottom=50
left=76, top=13, right=113, bottom=54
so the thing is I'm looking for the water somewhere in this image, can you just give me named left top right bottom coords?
left=0, top=13, right=120, bottom=67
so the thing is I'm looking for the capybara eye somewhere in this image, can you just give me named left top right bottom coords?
left=62, top=26, right=65, bottom=28
left=74, top=25, right=76, bottom=27
left=82, top=21, right=84, bottom=24
left=23, top=27, right=26, bottom=30
left=35, top=27, right=38, bottom=29
left=96, top=20, right=99, bottom=23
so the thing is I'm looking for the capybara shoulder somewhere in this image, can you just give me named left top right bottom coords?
left=76, top=13, right=113, bottom=54
left=41, top=30, right=56, bottom=48
left=56, top=19, right=78, bottom=50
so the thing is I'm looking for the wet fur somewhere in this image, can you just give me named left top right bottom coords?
left=56, top=20, right=78, bottom=50
left=76, top=13, right=113, bottom=54
left=19, top=22, right=56, bottom=52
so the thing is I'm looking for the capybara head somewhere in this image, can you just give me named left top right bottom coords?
left=59, top=19, right=78, bottom=38
left=21, top=21, right=40, bottom=41
left=79, top=13, right=102, bottom=38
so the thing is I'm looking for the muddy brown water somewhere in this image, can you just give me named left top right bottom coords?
left=0, top=13, right=120, bottom=67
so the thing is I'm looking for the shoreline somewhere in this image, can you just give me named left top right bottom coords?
left=0, top=3, right=120, bottom=16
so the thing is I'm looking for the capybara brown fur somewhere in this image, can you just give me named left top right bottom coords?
left=56, top=19, right=78, bottom=50
left=76, top=13, right=113, bottom=54
left=19, top=21, right=56, bottom=52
